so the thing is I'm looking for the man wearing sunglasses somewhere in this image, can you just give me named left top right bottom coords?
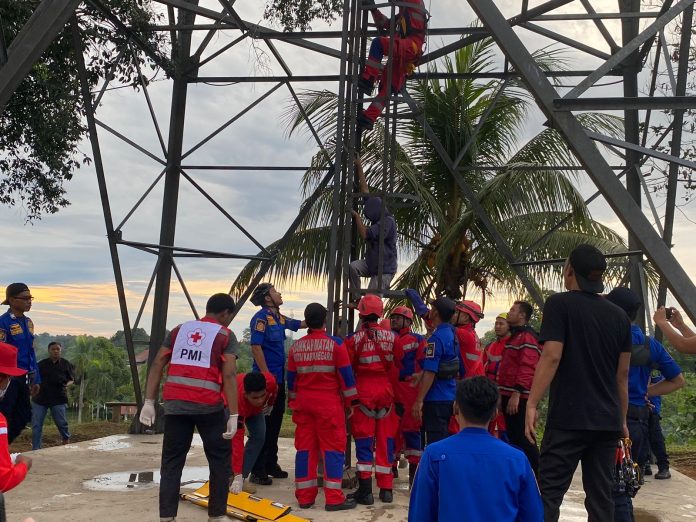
left=0, top=283, right=40, bottom=442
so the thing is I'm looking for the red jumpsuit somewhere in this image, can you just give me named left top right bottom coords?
left=287, top=329, right=358, bottom=507
left=0, top=413, right=27, bottom=492
left=345, top=322, right=397, bottom=490
left=483, top=338, right=508, bottom=439
left=391, top=328, right=425, bottom=465
left=231, top=372, right=278, bottom=476
left=447, top=323, right=485, bottom=434
left=361, top=0, right=428, bottom=126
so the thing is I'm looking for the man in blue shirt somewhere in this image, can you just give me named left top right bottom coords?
left=412, top=296, right=464, bottom=446
left=409, top=377, right=543, bottom=522
left=606, top=288, right=684, bottom=471
left=0, top=283, right=40, bottom=442
left=248, top=283, right=305, bottom=485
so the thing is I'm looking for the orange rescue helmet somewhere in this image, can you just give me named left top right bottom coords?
left=357, top=294, right=384, bottom=318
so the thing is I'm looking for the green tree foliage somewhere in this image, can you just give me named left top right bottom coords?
left=0, top=0, right=164, bottom=220
left=263, top=0, right=342, bottom=31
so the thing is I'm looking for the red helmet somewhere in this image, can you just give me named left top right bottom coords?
left=390, top=306, right=414, bottom=321
left=456, top=300, right=484, bottom=323
left=357, top=294, right=384, bottom=318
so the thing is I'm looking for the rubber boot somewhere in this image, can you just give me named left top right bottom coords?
left=348, top=478, right=374, bottom=505
left=379, top=489, right=393, bottom=503
left=408, top=462, right=418, bottom=489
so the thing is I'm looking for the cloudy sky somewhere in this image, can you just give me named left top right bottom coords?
left=2, top=0, right=694, bottom=340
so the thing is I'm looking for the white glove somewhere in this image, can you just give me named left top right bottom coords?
left=139, top=399, right=156, bottom=427
left=223, top=414, right=239, bottom=439
left=230, top=474, right=243, bottom=494
left=262, top=404, right=273, bottom=416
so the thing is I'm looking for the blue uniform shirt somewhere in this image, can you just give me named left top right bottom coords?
left=628, top=325, right=681, bottom=407
left=421, top=323, right=464, bottom=402
left=409, top=427, right=543, bottom=522
left=0, top=310, right=40, bottom=383
left=250, top=307, right=301, bottom=385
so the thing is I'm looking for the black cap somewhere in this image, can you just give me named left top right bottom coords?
left=430, top=296, right=456, bottom=322
left=569, top=244, right=606, bottom=294
left=304, top=302, right=327, bottom=329
left=606, top=287, right=642, bottom=321
left=2, top=283, right=29, bottom=306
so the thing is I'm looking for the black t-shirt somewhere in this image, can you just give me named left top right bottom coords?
left=539, top=291, right=631, bottom=431
left=33, top=357, right=75, bottom=407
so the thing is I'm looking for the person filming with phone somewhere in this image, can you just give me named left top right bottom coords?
left=654, top=306, right=696, bottom=355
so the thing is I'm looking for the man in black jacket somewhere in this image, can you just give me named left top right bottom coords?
left=31, top=342, right=75, bottom=449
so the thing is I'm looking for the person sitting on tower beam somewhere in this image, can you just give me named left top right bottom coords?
left=357, top=0, right=428, bottom=132
left=350, top=157, right=397, bottom=303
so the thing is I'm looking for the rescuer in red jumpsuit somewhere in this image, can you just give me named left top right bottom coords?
left=287, top=303, right=358, bottom=512
left=389, top=306, right=425, bottom=488
left=357, top=0, right=428, bottom=132
left=453, top=300, right=485, bottom=377
left=483, top=312, right=510, bottom=441
left=345, top=294, right=397, bottom=504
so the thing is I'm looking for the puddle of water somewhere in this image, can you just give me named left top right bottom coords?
left=88, top=435, right=132, bottom=452
left=83, top=466, right=209, bottom=491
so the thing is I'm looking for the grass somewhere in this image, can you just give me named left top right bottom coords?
left=10, top=420, right=130, bottom=453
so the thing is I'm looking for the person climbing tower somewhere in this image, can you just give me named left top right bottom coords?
left=357, top=0, right=428, bottom=132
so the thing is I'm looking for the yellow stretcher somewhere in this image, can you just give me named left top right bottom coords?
left=180, top=482, right=310, bottom=522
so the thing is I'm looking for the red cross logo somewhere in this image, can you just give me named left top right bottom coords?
left=187, top=328, right=205, bottom=347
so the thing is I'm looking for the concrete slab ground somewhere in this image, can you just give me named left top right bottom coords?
left=5, top=434, right=696, bottom=521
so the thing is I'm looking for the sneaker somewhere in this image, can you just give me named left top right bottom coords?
left=326, top=497, right=357, bottom=511
left=62, top=438, right=70, bottom=445
left=655, top=469, right=672, bottom=480
left=644, top=465, right=652, bottom=476
left=242, top=478, right=257, bottom=494
left=267, top=465, right=289, bottom=479
left=357, top=77, right=375, bottom=96
left=250, top=473, right=273, bottom=486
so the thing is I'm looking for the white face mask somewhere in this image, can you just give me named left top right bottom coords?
left=0, top=378, right=11, bottom=399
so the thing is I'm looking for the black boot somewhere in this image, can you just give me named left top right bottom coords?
left=408, top=462, right=418, bottom=489
left=347, top=478, right=374, bottom=505
left=325, top=497, right=357, bottom=511
left=379, top=489, right=393, bottom=503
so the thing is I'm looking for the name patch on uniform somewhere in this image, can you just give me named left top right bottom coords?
left=171, top=321, right=220, bottom=369
left=9, top=323, right=22, bottom=336
left=255, top=318, right=266, bottom=332
left=425, top=342, right=435, bottom=359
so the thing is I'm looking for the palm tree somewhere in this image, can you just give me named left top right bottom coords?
left=230, top=38, right=629, bottom=304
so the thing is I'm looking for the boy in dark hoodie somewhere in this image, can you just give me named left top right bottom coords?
left=350, top=157, right=397, bottom=302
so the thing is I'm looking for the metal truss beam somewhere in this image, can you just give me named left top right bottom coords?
left=554, top=96, right=696, bottom=111
left=467, top=0, right=696, bottom=322
left=0, top=0, right=81, bottom=111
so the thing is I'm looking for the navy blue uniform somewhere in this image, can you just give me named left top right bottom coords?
left=421, top=323, right=464, bottom=445
left=0, top=311, right=39, bottom=382
left=249, top=307, right=301, bottom=385
left=249, top=306, right=301, bottom=477
left=647, top=375, right=669, bottom=473
left=409, top=427, right=543, bottom=522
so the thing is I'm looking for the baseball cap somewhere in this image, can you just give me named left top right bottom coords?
left=569, top=244, right=606, bottom=294
left=2, top=283, right=29, bottom=306
left=496, top=312, right=508, bottom=320
left=430, top=296, right=456, bottom=322
left=0, top=342, right=28, bottom=377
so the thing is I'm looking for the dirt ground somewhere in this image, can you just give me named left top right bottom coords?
left=9, top=420, right=130, bottom=453
left=670, top=452, right=696, bottom=481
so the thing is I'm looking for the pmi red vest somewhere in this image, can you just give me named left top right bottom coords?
left=162, top=319, right=228, bottom=405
